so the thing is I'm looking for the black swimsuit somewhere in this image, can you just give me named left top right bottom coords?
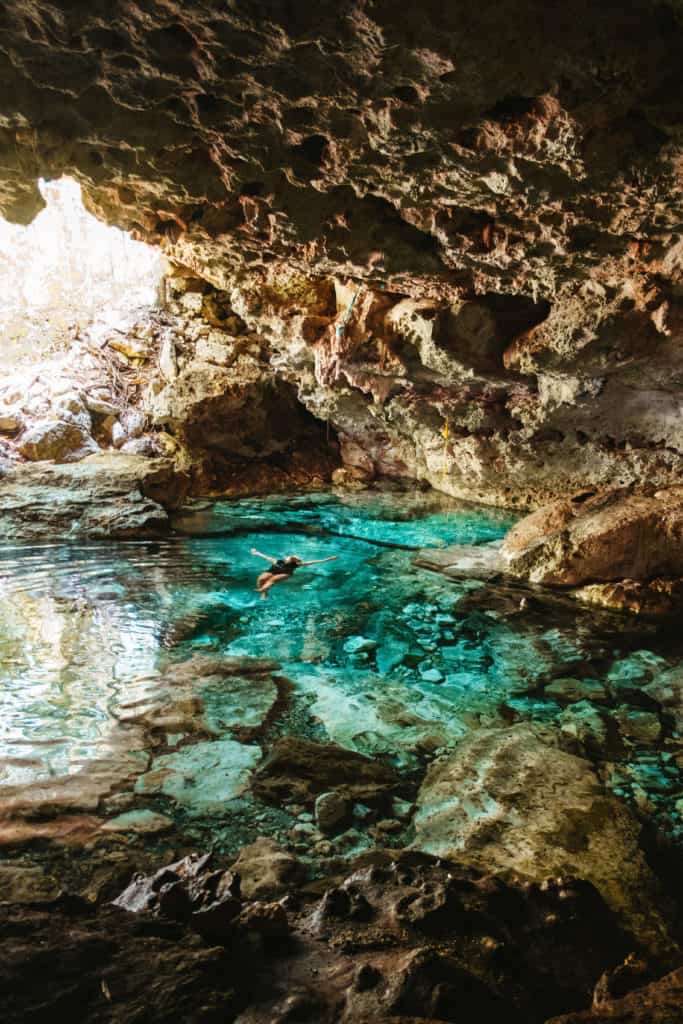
left=271, top=559, right=297, bottom=576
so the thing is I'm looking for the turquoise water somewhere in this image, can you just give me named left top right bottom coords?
left=0, top=488, right=681, bottom=851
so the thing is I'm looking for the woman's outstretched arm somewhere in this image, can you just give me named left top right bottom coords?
left=250, top=548, right=277, bottom=563
left=299, top=555, right=338, bottom=566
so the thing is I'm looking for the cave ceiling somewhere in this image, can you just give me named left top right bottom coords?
left=1, top=0, right=682, bottom=304
left=4, top=2, right=683, bottom=505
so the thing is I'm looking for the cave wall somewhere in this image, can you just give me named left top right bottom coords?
left=3, top=1, right=683, bottom=504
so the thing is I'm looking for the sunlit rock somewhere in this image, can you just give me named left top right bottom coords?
left=135, top=739, right=261, bottom=813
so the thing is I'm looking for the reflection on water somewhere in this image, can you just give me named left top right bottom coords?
left=0, top=489, right=681, bottom=844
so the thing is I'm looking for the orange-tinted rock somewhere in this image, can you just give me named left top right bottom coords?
left=502, top=488, right=683, bottom=585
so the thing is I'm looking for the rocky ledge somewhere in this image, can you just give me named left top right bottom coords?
left=0, top=452, right=189, bottom=539
left=2, top=848, right=678, bottom=1024
left=501, top=485, right=683, bottom=616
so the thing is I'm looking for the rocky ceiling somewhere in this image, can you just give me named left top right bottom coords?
left=3, top=0, right=683, bottom=505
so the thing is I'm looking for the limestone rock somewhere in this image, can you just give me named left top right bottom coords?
left=614, top=709, right=662, bottom=744
left=547, top=966, right=683, bottom=1024
left=232, top=838, right=304, bottom=900
left=414, top=542, right=505, bottom=581
left=0, top=414, right=21, bottom=433
left=84, top=395, right=120, bottom=417
left=558, top=701, right=610, bottom=755
left=546, top=678, right=609, bottom=703
left=574, top=578, right=683, bottom=617
left=315, top=791, right=351, bottom=835
left=252, top=736, right=397, bottom=806
left=502, top=489, right=683, bottom=586
left=0, top=865, right=60, bottom=903
left=135, top=739, right=261, bottom=813
left=18, top=419, right=97, bottom=463
left=412, top=724, right=674, bottom=953
left=100, top=810, right=174, bottom=836
left=0, top=453, right=187, bottom=539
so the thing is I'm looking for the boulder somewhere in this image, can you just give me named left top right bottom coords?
left=252, top=736, right=397, bottom=806
left=502, top=488, right=683, bottom=586
left=0, top=453, right=188, bottom=539
left=412, top=724, right=675, bottom=954
left=18, top=419, right=97, bottom=462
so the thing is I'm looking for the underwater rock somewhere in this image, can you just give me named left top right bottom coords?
left=545, top=678, right=610, bottom=703
left=135, top=739, right=261, bottom=813
left=414, top=542, right=505, bottom=581
left=558, top=701, right=611, bottom=756
left=412, top=724, right=676, bottom=954
left=251, top=736, right=397, bottom=807
left=614, top=708, right=662, bottom=744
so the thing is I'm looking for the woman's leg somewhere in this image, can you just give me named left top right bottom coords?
left=256, top=571, right=272, bottom=591
left=258, top=573, right=290, bottom=599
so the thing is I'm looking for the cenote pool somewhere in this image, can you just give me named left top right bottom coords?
left=1, top=488, right=682, bottom=859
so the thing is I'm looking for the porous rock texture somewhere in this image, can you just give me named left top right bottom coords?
left=411, top=724, right=676, bottom=956
left=0, top=850, right=644, bottom=1024
left=500, top=484, right=683, bottom=614
left=3, top=2, right=683, bottom=504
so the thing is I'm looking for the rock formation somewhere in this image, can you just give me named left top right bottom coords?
left=1, top=1, right=683, bottom=503
left=412, top=724, right=677, bottom=955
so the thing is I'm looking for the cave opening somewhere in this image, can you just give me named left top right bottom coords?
left=0, top=176, right=167, bottom=369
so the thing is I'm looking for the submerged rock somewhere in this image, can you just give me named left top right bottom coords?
left=412, top=724, right=676, bottom=954
left=135, top=739, right=261, bottom=813
left=251, top=736, right=397, bottom=807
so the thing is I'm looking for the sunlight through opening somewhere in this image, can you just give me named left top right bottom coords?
left=0, top=177, right=167, bottom=366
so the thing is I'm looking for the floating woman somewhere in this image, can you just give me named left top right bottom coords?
left=250, top=548, right=338, bottom=600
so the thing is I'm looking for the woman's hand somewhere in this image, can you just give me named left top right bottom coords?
left=250, top=548, right=258, bottom=555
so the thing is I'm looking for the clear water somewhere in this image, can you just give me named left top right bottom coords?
left=1, top=488, right=681, bottom=851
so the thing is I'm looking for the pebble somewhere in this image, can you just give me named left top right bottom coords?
left=420, top=667, right=445, bottom=683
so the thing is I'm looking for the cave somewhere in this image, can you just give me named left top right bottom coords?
left=2, top=3, right=683, bottom=1022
